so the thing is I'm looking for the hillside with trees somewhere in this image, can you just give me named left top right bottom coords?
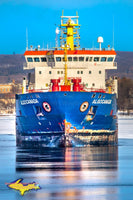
left=108, top=51, right=133, bottom=79
left=0, top=54, right=25, bottom=83
left=118, top=77, right=133, bottom=112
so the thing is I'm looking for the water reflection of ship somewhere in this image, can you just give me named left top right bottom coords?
left=16, top=146, right=118, bottom=171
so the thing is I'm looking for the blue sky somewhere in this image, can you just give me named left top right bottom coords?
left=0, top=0, right=133, bottom=54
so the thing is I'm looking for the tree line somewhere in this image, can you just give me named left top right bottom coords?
left=118, top=77, right=133, bottom=111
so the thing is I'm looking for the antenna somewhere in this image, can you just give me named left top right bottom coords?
left=76, top=11, right=78, bottom=24
left=55, top=27, right=60, bottom=48
left=62, top=10, right=64, bottom=16
left=43, top=41, right=44, bottom=50
left=26, top=28, right=28, bottom=50
left=113, top=16, right=114, bottom=50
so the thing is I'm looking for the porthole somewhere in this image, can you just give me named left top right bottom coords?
left=99, top=71, right=102, bottom=74
left=80, top=102, right=89, bottom=112
left=43, top=102, right=51, bottom=112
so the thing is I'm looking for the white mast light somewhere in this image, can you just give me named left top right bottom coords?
left=56, top=27, right=60, bottom=34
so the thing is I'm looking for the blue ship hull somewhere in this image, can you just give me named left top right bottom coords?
left=16, top=92, right=118, bottom=147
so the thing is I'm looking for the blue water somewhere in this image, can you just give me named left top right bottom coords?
left=0, top=115, right=133, bottom=200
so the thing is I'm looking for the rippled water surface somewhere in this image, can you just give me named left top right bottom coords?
left=0, top=115, right=133, bottom=200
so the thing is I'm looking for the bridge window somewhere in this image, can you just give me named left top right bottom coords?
left=79, top=57, right=84, bottom=62
left=73, top=57, right=78, bottom=61
left=77, top=71, right=80, bottom=74
left=56, top=57, right=61, bottom=62
left=81, top=71, right=83, bottom=74
left=107, top=57, right=114, bottom=62
left=27, top=57, right=33, bottom=62
left=57, top=71, right=60, bottom=74
left=34, top=57, right=40, bottom=62
left=101, top=57, right=107, bottom=62
left=94, top=57, right=99, bottom=62
left=48, top=57, right=54, bottom=62
left=86, top=57, right=89, bottom=61
left=62, top=57, right=65, bottom=61
left=41, top=57, right=47, bottom=62
left=89, top=57, right=92, bottom=61
left=68, top=57, right=72, bottom=61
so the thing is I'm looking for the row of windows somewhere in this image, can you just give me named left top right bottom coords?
left=39, top=71, right=102, bottom=75
left=77, top=70, right=101, bottom=74
left=0, top=88, right=10, bottom=92
left=27, top=56, right=114, bottom=63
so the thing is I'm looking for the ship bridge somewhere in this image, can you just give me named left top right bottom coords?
left=23, top=13, right=117, bottom=94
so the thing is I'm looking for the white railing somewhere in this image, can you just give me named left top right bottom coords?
left=26, top=46, right=115, bottom=51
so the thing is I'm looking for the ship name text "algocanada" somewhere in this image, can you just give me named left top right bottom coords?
left=21, top=99, right=39, bottom=105
left=92, top=99, right=112, bottom=104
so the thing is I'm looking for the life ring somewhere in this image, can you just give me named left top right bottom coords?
left=43, top=102, right=51, bottom=112
left=80, top=101, right=89, bottom=112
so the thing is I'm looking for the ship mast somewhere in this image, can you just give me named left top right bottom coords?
left=60, top=12, right=80, bottom=50
left=64, top=44, right=68, bottom=85
left=60, top=12, right=80, bottom=85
